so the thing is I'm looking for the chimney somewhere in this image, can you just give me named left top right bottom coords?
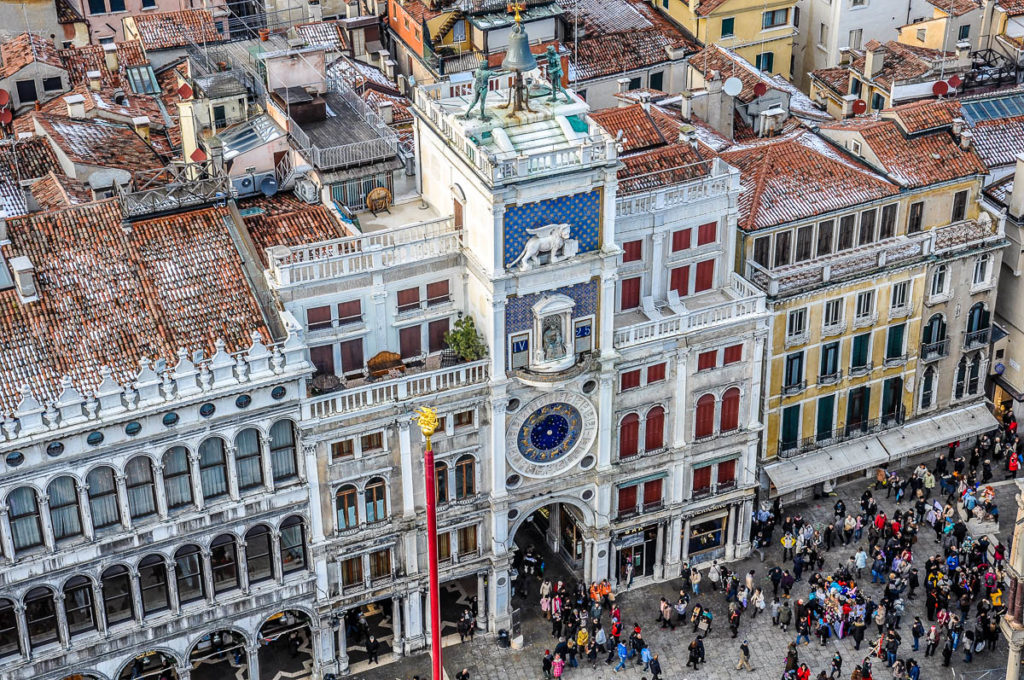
left=841, top=94, right=858, bottom=118
left=956, top=40, right=971, bottom=66
left=952, top=117, right=964, bottom=136
left=377, top=100, right=393, bottom=124
left=838, top=47, right=851, bottom=66
left=383, top=57, right=396, bottom=80
left=959, top=128, right=974, bottom=150
left=9, top=256, right=37, bottom=301
left=679, top=90, right=693, bottom=120
left=617, top=77, right=631, bottom=94
left=1011, top=153, right=1024, bottom=218
left=87, top=70, right=102, bottom=91
left=346, top=0, right=359, bottom=18
left=864, top=42, right=885, bottom=79
left=308, top=0, right=323, bottom=22
left=19, top=180, right=39, bottom=213
left=638, top=91, right=651, bottom=112
left=64, top=93, right=86, bottom=119
left=132, top=115, right=150, bottom=141
left=704, top=77, right=734, bottom=139
left=102, top=42, right=119, bottom=73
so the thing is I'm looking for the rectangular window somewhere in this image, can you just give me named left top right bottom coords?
left=890, top=281, right=909, bottom=310
left=109, top=0, right=124, bottom=10
left=787, top=308, right=807, bottom=338
left=755, top=52, right=775, bottom=72
left=697, top=221, right=717, bottom=246
left=886, top=324, right=905, bottom=360
left=369, top=549, right=392, bottom=580
left=306, top=305, right=332, bottom=331
left=620, top=369, right=641, bottom=391
left=762, top=8, right=788, bottom=28
left=458, top=525, right=478, bottom=556
left=647, top=363, right=666, bottom=383
left=717, top=460, right=736, bottom=488
left=774, top=230, right=792, bottom=266
left=723, top=344, right=742, bottom=365
left=426, top=280, right=450, bottom=306
left=818, top=22, right=828, bottom=46
left=88, top=0, right=105, bottom=13
left=850, top=78, right=863, bottom=97
left=397, top=287, right=420, bottom=312
left=820, top=341, right=839, bottom=377
left=671, top=228, right=692, bottom=252
left=310, top=345, right=334, bottom=375
left=142, top=0, right=156, bottom=7
left=952, top=190, right=968, bottom=221
left=337, top=300, right=362, bottom=325
left=908, top=202, right=924, bottom=233
left=669, top=265, right=689, bottom=297
left=781, top=404, right=800, bottom=450
left=622, top=239, right=642, bottom=262
left=753, top=236, right=771, bottom=266
left=454, top=410, right=474, bottom=428
left=360, top=432, right=383, bottom=451
left=858, top=209, right=876, bottom=245
left=621, top=276, right=641, bottom=310
left=339, top=338, right=364, bottom=374
left=628, top=76, right=642, bottom=90
left=510, top=334, right=529, bottom=369
left=871, top=93, right=885, bottom=111
left=42, top=77, right=63, bottom=92
left=851, top=333, right=870, bottom=368
left=721, top=17, right=735, bottom=37
left=399, top=326, right=421, bottom=359
left=650, top=71, right=664, bottom=91
left=618, top=485, right=638, bottom=516
left=816, top=220, right=834, bottom=256
left=855, top=291, right=874, bottom=320
left=428, top=318, right=449, bottom=353
left=837, top=215, right=855, bottom=251
left=823, top=298, right=843, bottom=328
left=695, top=260, right=714, bottom=292
left=341, top=556, right=363, bottom=588
left=698, top=350, right=717, bottom=371
left=849, top=28, right=863, bottom=50
left=784, top=352, right=804, bottom=388
left=692, top=466, right=712, bottom=495
left=331, top=439, right=354, bottom=461
left=437, top=533, right=452, bottom=562
left=15, top=80, right=37, bottom=103
left=958, top=24, right=970, bottom=40
left=879, top=204, right=897, bottom=239
left=816, top=394, right=835, bottom=441
left=795, top=226, right=813, bottom=262
left=974, top=254, right=991, bottom=285
left=643, top=479, right=663, bottom=508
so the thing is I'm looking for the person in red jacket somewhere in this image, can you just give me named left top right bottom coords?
left=796, top=662, right=812, bottom=680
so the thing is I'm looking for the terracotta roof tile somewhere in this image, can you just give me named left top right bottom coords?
left=590, top=104, right=669, bottom=153
left=55, top=0, right=84, bottom=24
left=399, top=0, right=443, bottom=23
left=28, top=112, right=165, bottom=173
left=688, top=44, right=783, bottom=104
left=0, top=33, right=64, bottom=79
left=618, top=144, right=712, bottom=194
left=884, top=98, right=960, bottom=133
left=1000, top=0, right=1024, bottom=14
left=720, top=130, right=899, bottom=231
left=970, top=114, right=1024, bottom=168
left=59, top=41, right=147, bottom=89
left=328, top=56, right=399, bottom=94
left=238, top=194, right=344, bottom=265
left=850, top=41, right=955, bottom=90
left=691, top=0, right=731, bottom=16
left=570, top=29, right=694, bottom=81
left=0, top=137, right=64, bottom=219
left=296, top=20, right=348, bottom=51
left=0, top=200, right=270, bottom=414
left=29, top=171, right=92, bottom=210
left=927, top=0, right=980, bottom=16
left=810, top=67, right=850, bottom=96
left=360, top=88, right=413, bottom=124
left=130, top=9, right=224, bottom=51
left=39, top=84, right=165, bottom=127
left=984, top=174, right=1013, bottom=206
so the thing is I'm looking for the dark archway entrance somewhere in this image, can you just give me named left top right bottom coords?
left=190, top=630, right=247, bottom=680
left=118, top=652, right=178, bottom=680
left=258, top=610, right=313, bottom=679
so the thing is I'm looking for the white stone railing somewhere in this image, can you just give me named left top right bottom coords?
left=613, top=274, right=765, bottom=349
left=615, top=160, right=737, bottom=217
left=0, top=316, right=311, bottom=443
left=304, top=359, right=489, bottom=420
left=268, top=216, right=460, bottom=286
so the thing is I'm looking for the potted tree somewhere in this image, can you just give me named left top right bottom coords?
left=443, top=315, right=487, bottom=363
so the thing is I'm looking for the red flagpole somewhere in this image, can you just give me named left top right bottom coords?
left=420, top=410, right=443, bottom=680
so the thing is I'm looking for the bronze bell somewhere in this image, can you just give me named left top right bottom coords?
left=502, top=23, right=538, bottom=73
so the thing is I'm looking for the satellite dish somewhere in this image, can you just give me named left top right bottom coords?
left=723, top=77, right=743, bottom=97
left=0, top=110, right=11, bottom=125
left=0, top=89, right=9, bottom=107
left=259, top=175, right=278, bottom=197
left=948, top=74, right=962, bottom=88
left=852, top=99, right=867, bottom=115
left=753, top=82, right=768, bottom=98
left=933, top=81, right=949, bottom=96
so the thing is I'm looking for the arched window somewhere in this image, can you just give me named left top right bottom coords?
left=86, top=467, right=120, bottom=530
left=619, top=413, right=639, bottom=458
left=47, top=476, right=81, bottom=540
left=162, top=447, right=193, bottom=510
left=930, top=264, right=947, bottom=297
left=235, top=429, right=263, bottom=492
left=280, top=516, right=307, bottom=573
left=721, top=388, right=741, bottom=432
left=434, top=461, right=449, bottom=504
left=138, top=555, right=169, bottom=616
left=198, top=439, right=228, bottom=501
left=101, top=565, right=133, bottom=626
left=335, top=485, right=358, bottom=530
left=364, top=478, right=388, bottom=523
left=455, top=455, right=476, bottom=499
left=695, top=394, right=716, bottom=438
left=63, top=576, right=95, bottom=636
left=174, top=545, right=204, bottom=604
left=921, top=367, right=935, bottom=409
left=125, top=456, right=157, bottom=520
left=24, top=587, right=58, bottom=650
left=210, top=534, right=238, bottom=593
left=969, top=354, right=982, bottom=394
left=0, top=598, right=18, bottom=658
left=955, top=357, right=967, bottom=399
left=270, top=420, right=298, bottom=482
left=7, top=487, right=43, bottom=553
left=923, top=314, right=946, bottom=344
left=244, top=526, right=274, bottom=584
left=967, top=302, right=990, bottom=333
left=645, top=407, right=665, bottom=451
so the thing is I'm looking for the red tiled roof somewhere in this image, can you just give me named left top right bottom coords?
left=399, top=0, right=443, bottom=23
left=691, top=0, right=731, bottom=16
left=688, top=44, right=783, bottom=104
left=970, top=114, right=1024, bottom=169
left=29, top=171, right=92, bottom=210
left=998, top=0, right=1024, bottom=14
left=55, top=0, right=84, bottom=24
left=850, top=41, right=955, bottom=90
left=28, top=112, right=165, bottom=173
left=238, top=194, right=344, bottom=265
left=0, top=200, right=271, bottom=413
left=810, top=67, right=850, bottom=96
left=928, top=0, right=980, bottom=16
left=883, top=98, right=960, bottom=133
left=618, top=144, right=711, bottom=194
left=590, top=104, right=670, bottom=153
left=130, top=9, right=223, bottom=51
left=360, top=88, right=413, bottom=124
left=0, top=138, right=64, bottom=219
left=39, top=84, right=165, bottom=127
left=720, top=130, right=899, bottom=231
left=0, top=33, right=64, bottom=79
left=296, top=20, right=348, bottom=51
left=570, top=29, right=694, bottom=81
left=59, top=41, right=148, bottom=89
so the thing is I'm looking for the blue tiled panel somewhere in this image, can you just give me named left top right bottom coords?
left=503, top=190, right=601, bottom=267
left=505, top=280, right=599, bottom=334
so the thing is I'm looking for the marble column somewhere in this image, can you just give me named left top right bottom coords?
left=15, top=604, right=29, bottom=660
left=681, top=518, right=692, bottom=565
left=296, top=441, right=309, bottom=484
left=0, top=507, right=15, bottom=561
left=54, top=592, right=70, bottom=649
left=492, top=567, right=511, bottom=631
left=92, top=581, right=108, bottom=636
left=38, top=495, right=55, bottom=552
left=405, top=590, right=424, bottom=648
left=667, top=516, right=683, bottom=574
left=672, top=348, right=690, bottom=448
left=653, top=522, right=665, bottom=580
left=490, top=398, right=508, bottom=499
left=398, top=421, right=416, bottom=518
left=583, top=538, right=594, bottom=583
left=725, top=506, right=737, bottom=560
left=1009, top=641, right=1023, bottom=680
left=76, top=482, right=94, bottom=541
left=392, top=595, right=404, bottom=656
left=261, top=434, right=276, bottom=494
left=477, top=573, right=488, bottom=631
left=238, top=540, right=251, bottom=594
left=187, top=454, right=204, bottom=512
left=246, top=642, right=261, bottom=680
left=336, top=618, right=349, bottom=674
left=202, top=550, right=217, bottom=605
left=650, top=231, right=666, bottom=298
left=130, top=568, right=145, bottom=624
left=225, top=446, right=240, bottom=501
left=166, top=562, right=180, bottom=615
left=153, top=464, right=169, bottom=519
left=597, top=373, right=614, bottom=468
left=271, top=530, right=285, bottom=584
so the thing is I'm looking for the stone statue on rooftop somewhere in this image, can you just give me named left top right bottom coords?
left=464, top=61, right=499, bottom=120
left=546, top=46, right=569, bottom=103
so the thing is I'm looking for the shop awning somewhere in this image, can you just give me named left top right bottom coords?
left=877, top=402, right=999, bottom=461
left=763, top=437, right=889, bottom=497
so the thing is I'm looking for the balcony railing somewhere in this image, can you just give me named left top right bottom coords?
left=883, top=353, right=908, bottom=367
left=921, top=339, right=949, bottom=362
left=818, top=370, right=842, bottom=385
left=614, top=160, right=737, bottom=216
left=849, top=362, right=873, bottom=377
left=782, top=380, right=807, bottom=396
left=779, top=408, right=905, bottom=458
left=964, top=328, right=991, bottom=350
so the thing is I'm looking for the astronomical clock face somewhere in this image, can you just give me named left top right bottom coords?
left=506, top=392, right=597, bottom=477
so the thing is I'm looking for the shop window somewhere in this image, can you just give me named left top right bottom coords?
left=687, top=517, right=726, bottom=555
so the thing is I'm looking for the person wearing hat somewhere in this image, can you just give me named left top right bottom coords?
left=735, top=639, right=753, bottom=671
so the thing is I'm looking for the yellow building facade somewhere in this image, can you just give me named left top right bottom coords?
left=657, top=0, right=797, bottom=79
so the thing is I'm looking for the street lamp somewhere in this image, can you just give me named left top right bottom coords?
left=414, top=406, right=443, bottom=680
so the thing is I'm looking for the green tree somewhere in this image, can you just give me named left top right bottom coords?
left=444, top=316, right=487, bottom=361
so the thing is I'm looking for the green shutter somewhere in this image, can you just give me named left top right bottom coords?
left=886, top=324, right=905, bottom=359
left=816, top=395, right=835, bottom=440
left=852, top=333, right=869, bottom=367
left=781, top=405, right=800, bottom=449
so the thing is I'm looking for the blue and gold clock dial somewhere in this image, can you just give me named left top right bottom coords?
left=518, top=402, right=583, bottom=463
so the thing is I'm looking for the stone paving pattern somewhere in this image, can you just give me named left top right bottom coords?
left=356, top=467, right=1016, bottom=680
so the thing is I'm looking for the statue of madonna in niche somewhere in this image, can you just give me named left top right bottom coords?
left=542, top=315, right=566, bottom=360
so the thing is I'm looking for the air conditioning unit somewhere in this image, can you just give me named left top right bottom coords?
left=295, top=178, right=321, bottom=205
left=231, top=171, right=278, bottom=198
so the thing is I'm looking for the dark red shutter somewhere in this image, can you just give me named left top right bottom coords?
left=397, top=287, right=420, bottom=311
left=647, top=363, right=666, bottom=383
left=339, top=339, right=364, bottom=373
left=623, top=240, right=642, bottom=262
left=310, top=345, right=335, bottom=375
left=695, top=259, right=714, bottom=292
left=643, top=479, right=663, bottom=507
left=618, top=485, right=637, bottom=516
left=337, top=300, right=361, bottom=324
left=621, top=277, right=641, bottom=309
left=697, top=221, right=717, bottom=246
left=717, top=460, right=736, bottom=486
left=619, top=414, right=639, bottom=458
left=672, top=228, right=692, bottom=252
left=693, top=466, right=712, bottom=494
left=426, top=280, right=450, bottom=305
left=428, top=318, right=450, bottom=352
left=399, top=326, right=421, bottom=358
left=306, top=305, right=332, bottom=330
left=695, top=395, right=715, bottom=438
left=698, top=350, right=717, bottom=371
left=723, top=344, right=742, bottom=364
left=720, top=388, right=740, bottom=432
left=645, top=407, right=665, bottom=451
left=620, top=369, right=641, bottom=391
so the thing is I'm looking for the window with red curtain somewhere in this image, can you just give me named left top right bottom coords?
left=720, top=387, right=740, bottom=432
left=697, top=350, right=717, bottom=371
left=717, top=459, right=736, bottom=488
left=647, top=363, right=666, bottom=383
left=670, top=265, right=690, bottom=297
left=697, top=221, right=717, bottom=246
left=619, top=414, right=639, bottom=458
left=622, top=240, right=642, bottom=262
left=723, top=344, right=743, bottom=365
left=695, top=259, right=715, bottom=292
left=692, top=466, right=712, bottom=495
left=620, top=369, right=641, bottom=391
left=672, top=228, right=692, bottom=252
left=621, top=277, right=641, bottom=309
left=695, top=394, right=715, bottom=438
left=643, top=479, right=663, bottom=508
left=617, top=485, right=638, bottom=517
left=645, top=406, right=665, bottom=451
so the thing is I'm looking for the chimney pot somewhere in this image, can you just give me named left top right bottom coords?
left=132, top=115, right=151, bottom=141
left=87, top=70, right=102, bottom=91
left=377, top=100, right=393, bottom=124
left=9, top=256, right=37, bottom=301
left=102, top=42, right=119, bottom=72
left=617, top=77, right=631, bottom=94
left=64, top=93, right=86, bottom=119
left=952, top=117, right=964, bottom=136
left=959, top=128, right=974, bottom=150
left=864, top=44, right=885, bottom=79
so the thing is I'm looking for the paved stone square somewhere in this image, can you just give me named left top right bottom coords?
left=355, top=468, right=1015, bottom=680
